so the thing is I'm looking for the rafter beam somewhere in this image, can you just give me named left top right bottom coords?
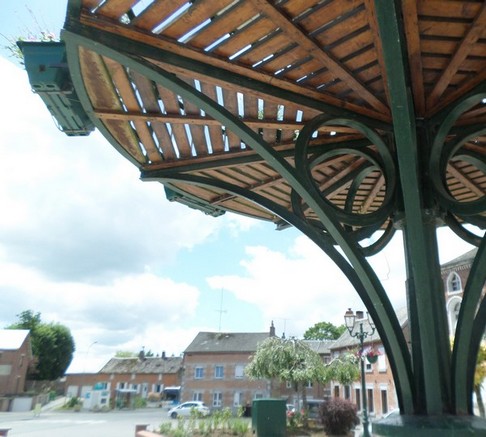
left=248, top=0, right=390, bottom=115
left=401, top=0, right=426, bottom=116
left=75, top=11, right=391, bottom=125
left=428, top=3, right=486, bottom=109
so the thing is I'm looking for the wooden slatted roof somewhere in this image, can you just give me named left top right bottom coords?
left=60, top=0, right=486, bottom=232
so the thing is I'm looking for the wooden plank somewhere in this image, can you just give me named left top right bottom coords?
left=97, top=0, right=138, bottom=20
left=104, top=57, right=161, bottom=163
left=130, top=70, right=176, bottom=160
left=247, top=0, right=389, bottom=114
left=180, top=78, right=209, bottom=156
left=79, top=47, right=145, bottom=163
left=427, top=4, right=486, bottom=108
left=361, top=0, right=390, bottom=110
left=200, top=82, right=225, bottom=154
left=156, top=85, right=193, bottom=158
left=162, top=0, right=236, bottom=41
left=401, top=0, right=426, bottom=116
left=213, top=17, right=277, bottom=58
left=222, top=89, right=242, bottom=150
left=296, top=0, right=363, bottom=31
left=79, top=11, right=392, bottom=122
left=262, top=100, right=278, bottom=144
left=418, top=0, right=482, bottom=19
left=447, top=162, right=485, bottom=197
left=132, top=0, right=188, bottom=31
left=188, top=2, right=257, bottom=49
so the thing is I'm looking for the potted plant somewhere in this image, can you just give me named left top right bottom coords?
left=363, top=347, right=381, bottom=364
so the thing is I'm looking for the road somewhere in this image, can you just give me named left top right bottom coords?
left=0, top=407, right=168, bottom=437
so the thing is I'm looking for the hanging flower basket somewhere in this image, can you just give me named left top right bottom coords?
left=366, top=355, right=379, bottom=364
left=361, top=347, right=381, bottom=364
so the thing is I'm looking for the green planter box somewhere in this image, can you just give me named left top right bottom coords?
left=252, top=399, right=286, bottom=437
left=17, top=41, right=94, bottom=136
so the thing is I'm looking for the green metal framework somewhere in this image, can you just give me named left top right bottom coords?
left=38, top=0, right=486, bottom=427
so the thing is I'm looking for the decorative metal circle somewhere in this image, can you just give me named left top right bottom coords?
left=429, top=95, right=486, bottom=225
left=294, top=115, right=396, bottom=229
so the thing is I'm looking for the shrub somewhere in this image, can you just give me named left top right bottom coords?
left=319, top=398, right=359, bottom=435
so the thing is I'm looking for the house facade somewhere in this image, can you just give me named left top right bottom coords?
left=329, top=248, right=483, bottom=419
left=181, top=323, right=333, bottom=411
left=328, top=309, right=408, bottom=419
left=0, top=329, right=33, bottom=411
left=64, top=351, right=182, bottom=408
left=182, top=329, right=272, bottom=411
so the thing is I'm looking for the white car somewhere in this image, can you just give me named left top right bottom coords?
left=167, top=401, right=210, bottom=419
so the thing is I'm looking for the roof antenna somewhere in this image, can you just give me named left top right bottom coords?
left=216, top=289, right=227, bottom=332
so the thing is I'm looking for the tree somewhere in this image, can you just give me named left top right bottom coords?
left=246, top=336, right=325, bottom=427
left=303, top=321, right=346, bottom=341
left=7, top=310, right=75, bottom=380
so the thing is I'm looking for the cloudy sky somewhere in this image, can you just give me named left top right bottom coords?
left=0, top=1, right=477, bottom=373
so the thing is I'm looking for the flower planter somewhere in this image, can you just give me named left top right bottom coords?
left=366, top=355, right=378, bottom=364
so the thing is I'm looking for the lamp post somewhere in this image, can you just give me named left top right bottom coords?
left=344, top=308, right=375, bottom=437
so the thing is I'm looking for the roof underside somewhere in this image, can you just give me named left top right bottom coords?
left=61, top=0, right=485, bottom=233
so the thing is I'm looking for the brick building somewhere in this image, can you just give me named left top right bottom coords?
left=181, top=323, right=333, bottom=411
left=65, top=351, right=182, bottom=408
left=329, top=308, right=408, bottom=419
left=182, top=329, right=272, bottom=411
left=0, top=329, right=33, bottom=411
left=329, top=248, right=484, bottom=419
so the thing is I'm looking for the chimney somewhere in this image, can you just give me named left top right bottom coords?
left=162, top=351, right=166, bottom=360
left=138, top=347, right=146, bottom=361
left=356, top=311, right=365, bottom=320
left=269, top=321, right=276, bottom=337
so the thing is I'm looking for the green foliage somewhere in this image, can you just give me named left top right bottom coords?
left=159, top=408, right=251, bottom=436
left=65, top=397, right=82, bottom=409
left=133, top=396, right=147, bottom=409
left=325, top=352, right=360, bottom=385
left=7, top=310, right=75, bottom=380
left=115, top=351, right=137, bottom=357
left=246, top=337, right=325, bottom=385
left=303, top=321, right=346, bottom=340
left=319, top=398, right=359, bottom=435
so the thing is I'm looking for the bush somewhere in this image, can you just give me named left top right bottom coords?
left=319, top=398, right=359, bottom=435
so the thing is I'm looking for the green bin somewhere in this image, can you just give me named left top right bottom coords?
left=252, top=399, right=286, bottom=437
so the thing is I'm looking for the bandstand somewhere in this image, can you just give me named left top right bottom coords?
left=19, top=0, right=486, bottom=433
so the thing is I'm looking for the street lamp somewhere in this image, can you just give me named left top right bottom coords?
left=344, top=308, right=375, bottom=437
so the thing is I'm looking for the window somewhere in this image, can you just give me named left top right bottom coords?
left=193, top=392, right=203, bottom=401
left=286, top=381, right=292, bottom=389
left=378, top=347, right=387, bottom=372
left=235, top=364, right=244, bottom=379
left=195, top=367, right=204, bottom=379
left=334, top=385, right=340, bottom=398
left=344, top=385, right=351, bottom=400
left=117, top=382, right=126, bottom=389
left=213, top=392, right=222, bottom=407
left=214, top=365, right=224, bottom=379
left=367, top=388, right=374, bottom=414
left=306, top=381, right=313, bottom=389
left=447, top=272, right=462, bottom=293
left=233, top=391, right=243, bottom=406
left=447, top=297, right=462, bottom=334
left=355, top=388, right=361, bottom=411
left=381, top=389, right=388, bottom=415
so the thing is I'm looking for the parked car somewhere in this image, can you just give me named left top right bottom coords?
left=167, top=401, right=210, bottom=418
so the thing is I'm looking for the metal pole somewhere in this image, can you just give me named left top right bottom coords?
left=359, top=322, right=370, bottom=437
